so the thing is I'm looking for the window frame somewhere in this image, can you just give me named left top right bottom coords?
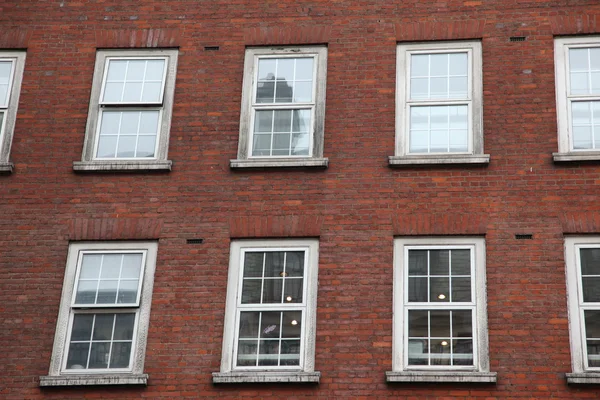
left=40, top=242, right=158, bottom=386
left=0, top=51, right=26, bottom=173
left=554, top=36, right=600, bottom=162
left=231, top=46, right=328, bottom=169
left=564, top=237, right=600, bottom=383
left=388, top=237, right=495, bottom=383
left=73, top=49, right=178, bottom=171
left=390, top=41, right=488, bottom=166
left=214, top=239, right=320, bottom=383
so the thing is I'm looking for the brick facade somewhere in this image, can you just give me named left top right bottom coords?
left=2, top=0, right=600, bottom=398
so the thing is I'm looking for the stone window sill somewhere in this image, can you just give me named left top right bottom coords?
left=386, top=371, right=497, bottom=383
left=0, top=162, right=14, bottom=173
left=73, top=160, right=172, bottom=172
left=39, top=374, right=148, bottom=387
left=230, top=158, right=328, bottom=169
left=566, top=372, right=600, bottom=384
left=553, top=152, right=600, bottom=162
left=388, top=154, right=490, bottom=166
left=212, top=371, right=320, bottom=384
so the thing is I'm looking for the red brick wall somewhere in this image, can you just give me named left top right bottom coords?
left=2, top=0, right=600, bottom=398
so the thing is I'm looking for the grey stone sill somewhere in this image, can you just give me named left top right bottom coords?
left=0, top=162, right=14, bottom=173
left=553, top=152, right=600, bottom=162
left=386, top=371, right=497, bottom=383
left=73, top=160, right=172, bottom=172
left=566, top=372, right=600, bottom=384
left=39, top=374, right=148, bottom=387
left=230, top=158, right=328, bottom=169
left=389, top=154, right=490, bottom=166
left=212, top=371, right=320, bottom=384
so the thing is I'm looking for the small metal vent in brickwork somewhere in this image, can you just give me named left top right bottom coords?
left=186, top=238, right=204, bottom=244
left=509, top=36, right=526, bottom=42
left=515, top=234, right=533, bottom=240
left=204, top=46, right=220, bottom=51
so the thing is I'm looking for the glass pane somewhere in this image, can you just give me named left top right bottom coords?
left=280, top=340, right=301, bottom=366
left=80, top=254, right=102, bottom=279
left=449, top=106, right=468, bottom=129
left=430, top=54, right=448, bottom=76
left=272, top=133, right=291, bottom=153
left=145, top=60, right=165, bottom=81
left=110, top=342, right=132, bottom=368
left=273, top=110, right=292, bottom=132
left=452, top=310, right=473, bottom=337
left=570, top=48, right=589, bottom=72
left=262, top=279, right=283, bottom=303
left=71, top=314, right=94, bottom=341
left=106, top=60, right=127, bottom=81
left=451, top=250, right=471, bottom=275
left=571, top=72, right=589, bottom=95
left=408, top=277, right=427, bottom=302
left=121, top=254, right=143, bottom=279
left=582, top=277, right=600, bottom=302
left=113, top=314, right=136, bottom=340
left=449, top=53, right=468, bottom=76
left=430, top=338, right=451, bottom=365
left=588, top=340, right=600, bottom=367
left=573, top=126, right=593, bottom=149
left=430, top=77, right=448, bottom=98
left=136, top=136, right=156, bottom=158
left=275, top=81, right=293, bottom=102
left=88, top=342, right=110, bottom=369
left=283, top=278, right=303, bottom=303
left=429, top=311, right=450, bottom=337
left=103, top=82, right=124, bottom=102
left=237, top=340, right=258, bottom=366
left=92, top=314, right=114, bottom=340
left=286, top=251, right=304, bottom=277
left=265, top=252, right=285, bottom=277
left=585, top=310, right=600, bottom=340
left=257, top=59, right=276, bottom=80
left=430, top=107, right=448, bottom=130
left=592, top=72, right=600, bottom=94
left=449, top=77, right=468, bottom=97
left=430, top=277, right=449, bottom=302
left=256, top=81, right=275, bottom=103
left=282, top=311, right=302, bottom=337
left=100, top=112, right=121, bottom=135
left=117, top=136, right=137, bottom=158
left=572, top=101, right=592, bottom=126
left=126, top=60, right=146, bottom=80
left=241, top=280, right=261, bottom=304
left=254, top=110, right=273, bottom=133
left=408, top=339, right=428, bottom=365
left=75, top=280, right=98, bottom=304
left=449, top=130, right=468, bottom=152
left=452, top=277, right=472, bottom=302
left=453, top=339, right=474, bottom=365
left=411, top=54, right=429, bottom=77
left=244, top=252, right=264, bottom=277
left=118, top=280, right=139, bottom=303
left=410, top=78, right=428, bottom=99
left=120, top=112, right=139, bottom=134
left=410, top=106, right=428, bottom=131
left=252, top=134, right=271, bottom=156
left=430, top=130, right=447, bottom=152
left=581, top=248, right=600, bottom=275
left=591, top=48, right=600, bottom=70
left=295, top=58, right=314, bottom=80
left=96, top=136, right=117, bottom=158
left=139, top=111, right=159, bottom=134
left=292, top=132, right=310, bottom=155
left=408, top=310, right=428, bottom=337
left=142, top=82, right=162, bottom=103
left=0, top=61, right=12, bottom=106
left=278, top=59, right=295, bottom=81
left=260, top=311, right=281, bottom=338
left=239, top=312, right=260, bottom=338
left=294, top=81, right=312, bottom=102
left=97, top=280, right=118, bottom=304
left=100, top=254, right=122, bottom=279
left=258, top=340, right=279, bottom=366
left=122, top=82, right=143, bottom=102
left=408, top=250, right=427, bottom=275
left=0, top=112, right=4, bottom=135
left=292, top=108, right=311, bottom=131
left=430, top=250, right=449, bottom=275
left=66, top=343, right=90, bottom=369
